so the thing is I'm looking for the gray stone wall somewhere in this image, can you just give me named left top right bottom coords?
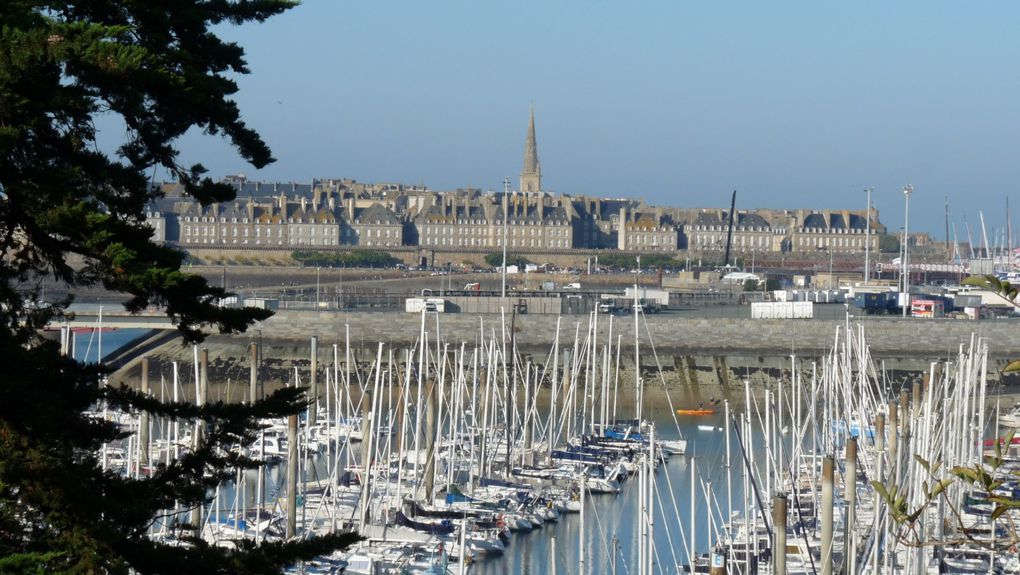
left=258, top=310, right=1020, bottom=359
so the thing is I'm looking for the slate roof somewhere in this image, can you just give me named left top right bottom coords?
left=802, top=213, right=828, bottom=229
left=354, top=203, right=400, bottom=225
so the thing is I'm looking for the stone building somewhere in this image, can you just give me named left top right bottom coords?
left=617, top=207, right=678, bottom=251
left=683, top=210, right=786, bottom=253
left=787, top=209, right=880, bottom=253
left=144, top=205, right=168, bottom=244
left=158, top=109, right=891, bottom=256
left=286, top=195, right=339, bottom=247
left=346, top=199, right=403, bottom=248
left=414, top=192, right=574, bottom=250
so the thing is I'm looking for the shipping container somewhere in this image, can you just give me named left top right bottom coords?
left=751, top=301, right=814, bottom=319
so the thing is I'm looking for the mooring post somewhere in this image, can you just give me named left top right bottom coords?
left=873, top=413, right=886, bottom=574
left=249, top=342, right=258, bottom=405
left=709, top=544, right=728, bottom=575
left=899, top=388, right=910, bottom=435
left=423, top=380, right=437, bottom=501
left=773, top=492, right=788, bottom=575
left=285, top=410, right=298, bottom=539
left=821, top=456, right=834, bottom=575
left=845, top=436, right=858, bottom=574
left=888, top=400, right=898, bottom=484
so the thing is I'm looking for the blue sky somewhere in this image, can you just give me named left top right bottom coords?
left=163, top=1, right=1020, bottom=239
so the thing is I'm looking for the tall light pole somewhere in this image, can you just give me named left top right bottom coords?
left=902, top=185, right=913, bottom=317
left=315, top=266, right=320, bottom=309
left=864, top=188, right=873, bottom=284
left=501, top=177, right=510, bottom=301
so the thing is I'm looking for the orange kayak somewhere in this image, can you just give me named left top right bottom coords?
left=676, top=409, right=716, bottom=416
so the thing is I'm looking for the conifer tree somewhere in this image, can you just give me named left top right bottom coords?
left=0, top=2, right=360, bottom=572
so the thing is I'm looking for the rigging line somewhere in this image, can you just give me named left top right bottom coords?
left=651, top=457, right=686, bottom=569
left=729, top=413, right=772, bottom=537
left=765, top=396, right=820, bottom=575
left=640, top=310, right=687, bottom=440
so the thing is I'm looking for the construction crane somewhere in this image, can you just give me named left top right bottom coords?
left=723, top=190, right=736, bottom=268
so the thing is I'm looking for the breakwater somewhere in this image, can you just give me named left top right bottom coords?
left=109, top=311, right=1020, bottom=397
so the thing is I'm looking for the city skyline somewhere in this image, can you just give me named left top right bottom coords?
left=112, top=1, right=1020, bottom=239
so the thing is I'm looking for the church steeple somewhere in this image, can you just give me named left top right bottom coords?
left=520, top=106, right=541, bottom=193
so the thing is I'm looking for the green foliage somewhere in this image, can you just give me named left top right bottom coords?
left=484, top=252, right=531, bottom=268
left=879, top=234, right=901, bottom=253
left=962, top=275, right=1020, bottom=371
left=962, top=274, right=1020, bottom=303
left=0, top=1, right=361, bottom=572
left=292, top=249, right=400, bottom=268
left=877, top=431, right=1020, bottom=550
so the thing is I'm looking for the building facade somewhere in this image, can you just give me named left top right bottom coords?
left=151, top=111, right=889, bottom=256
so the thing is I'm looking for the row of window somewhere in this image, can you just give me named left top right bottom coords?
left=420, top=237, right=571, bottom=248
left=801, top=227, right=870, bottom=234
left=423, top=226, right=569, bottom=237
left=691, top=234, right=774, bottom=248
left=797, top=237, right=871, bottom=248
left=626, top=234, right=675, bottom=245
left=183, top=225, right=399, bottom=239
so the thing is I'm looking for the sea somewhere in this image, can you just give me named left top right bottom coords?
left=471, top=412, right=757, bottom=575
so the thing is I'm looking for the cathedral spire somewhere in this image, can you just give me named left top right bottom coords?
left=520, top=105, right=541, bottom=193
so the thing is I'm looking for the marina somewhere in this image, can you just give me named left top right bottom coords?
left=78, top=301, right=1020, bottom=574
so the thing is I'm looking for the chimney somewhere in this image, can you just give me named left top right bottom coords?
left=618, top=207, right=628, bottom=250
left=300, top=196, right=307, bottom=212
left=278, top=193, right=286, bottom=211
left=327, top=193, right=335, bottom=211
left=312, top=188, right=321, bottom=212
left=347, top=197, right=355, bottom=221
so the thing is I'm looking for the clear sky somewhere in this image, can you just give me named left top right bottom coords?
left=164, top=0, right=1020, bottom=240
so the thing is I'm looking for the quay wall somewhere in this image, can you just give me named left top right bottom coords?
left=258, top=310, right=1020, bottom=359
left=110, top=311, right=1020, bottom=401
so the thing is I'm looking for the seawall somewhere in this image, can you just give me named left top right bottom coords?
left=108, top=311, right=1020, bottom=402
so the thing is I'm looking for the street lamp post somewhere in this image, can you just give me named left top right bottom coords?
left=902, top=185, right=913, bottom=317
left=501, top=177, right=510, bottom=302
left=315, top=266, right=320, bottom=309
left=864, top=188, right=873, bottom=284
